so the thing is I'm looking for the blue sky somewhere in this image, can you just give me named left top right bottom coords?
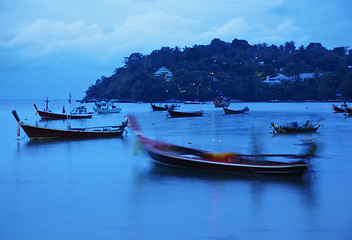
left=1, top=0, right=351, bottom=100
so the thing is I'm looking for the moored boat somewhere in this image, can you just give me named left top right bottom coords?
left=223, top=107, right=249, bottom=114
left=167, top=109, right=203, bottom=118
left=127, top=115, right=314, bottom=175
left=34, top=100, right=92, bottom=120
left=271, top=121, right=320, bottom=134
left=93, top=101, right=121, bottom=114
left=213, top=95, right=230, bottom=108
left=332, top=104, right=347, bottom=113
left=13, top=110, right=126, bottom=140
left=184, top=100, right=205, bottom=104
left=151, top=103, right=179, bottom=111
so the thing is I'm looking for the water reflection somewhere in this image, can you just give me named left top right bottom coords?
left=134, top=163, right=316, bottom=204
left=129, top=163, right=317, bottom=239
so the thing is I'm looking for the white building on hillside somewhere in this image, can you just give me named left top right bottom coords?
left=291, top=73, right=321, bottom=81
left=263, top=74, right=289, bottom=85
left=153, top=66, right=173, bottom=80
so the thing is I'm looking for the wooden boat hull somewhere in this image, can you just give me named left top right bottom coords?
left=13, top=111, right=124, bottom=140
left=34, top=104, right=92, bottom=119
left=127, top=115, right=312, bottom=176
left=223, top=107, right=249, bottom=114
left=167, top=110, right=203, bottom=118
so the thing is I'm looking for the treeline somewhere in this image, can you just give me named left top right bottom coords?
left=84, top=38, right=352, bottom=102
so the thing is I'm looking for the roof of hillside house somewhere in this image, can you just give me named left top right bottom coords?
left=153, top=66, right=173, bottom=77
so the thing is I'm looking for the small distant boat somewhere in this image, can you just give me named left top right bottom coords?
left=223, top=107, right=249, bottom=114
left=183, top=100, right=205, bottom=104
left=127, top=115, right=314, bottom=175
left=271, top=121, right=320, bottom=134
left=167, top=109, right=203, bottom=118
left=332, top=104, right=347, bottom=113
left=213, top=95, right=231, bottom=108
left=13, top=110, right=126, bottom=140
left=151, top=103, right=179, bottom=111
left=93, top=101, right=121, bottom=114
left=34, top=101, right=92, bottom=120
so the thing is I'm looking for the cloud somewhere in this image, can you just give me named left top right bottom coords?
left=200, top=17, right=300, bottom=45
left=0, top=11, right=199, bottom=63
left=1, top=19, right=100, bottom=56
left=0, top=11, right=304, bottom=73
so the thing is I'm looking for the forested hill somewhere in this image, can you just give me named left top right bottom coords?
left=84, top=38, right=352, bottom=102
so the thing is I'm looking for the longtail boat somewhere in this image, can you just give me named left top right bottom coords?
left=332, top=104, right=346, bottom=113
left=13, top=110, right=126, bottom=140
left=213, top=95, right=230, bottom=108
left=127, top=115, right=314, bottom=175
left=223, top=107, right=249, bottom=114
left=151, top=104, right=168, bottom=111
left=151, top=103, right=178, bottom=111
left=332, top=102, right=349, bottom=113
left=271, top=121, right=320, bottom=134
left=167, top=109, right=203, bottom=118
left=34, top=104, right=92, bottom=119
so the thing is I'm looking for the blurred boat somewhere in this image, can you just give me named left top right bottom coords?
left=213, top=95, right=230, bottom=108
left=167, top=109, right=203, bottom=118
left=271, top=121, right=320, bottom=134
left=93, top=101, right=121, bottom=114
left=127, top=115, right=313, bottom=175
left=223, top=107, right=249, bottom=114
left=13, top=110, right=126, bottom=140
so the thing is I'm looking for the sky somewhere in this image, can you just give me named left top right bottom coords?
left=1, top=0, right=351, bottom=100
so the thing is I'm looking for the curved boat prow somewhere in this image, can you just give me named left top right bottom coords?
left=12, top=110, right=21, bottom=123
left=127, top=115, right=142, bottom=133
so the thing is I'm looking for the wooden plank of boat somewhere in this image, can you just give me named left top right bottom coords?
left=127, top=115, right=314, bottom=175
left=167, top=109, right=203, bottom=118
left=223, top=107, right=249, bottom=114
left=34, top=104, right=92, bottom=119
left=13, top=110, right=126, bottom=140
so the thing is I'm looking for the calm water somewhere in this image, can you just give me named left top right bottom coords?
left=1, top=101, right=351, bottom=240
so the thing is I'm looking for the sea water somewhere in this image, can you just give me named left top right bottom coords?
left=1, top=100, right=351, bottom=240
